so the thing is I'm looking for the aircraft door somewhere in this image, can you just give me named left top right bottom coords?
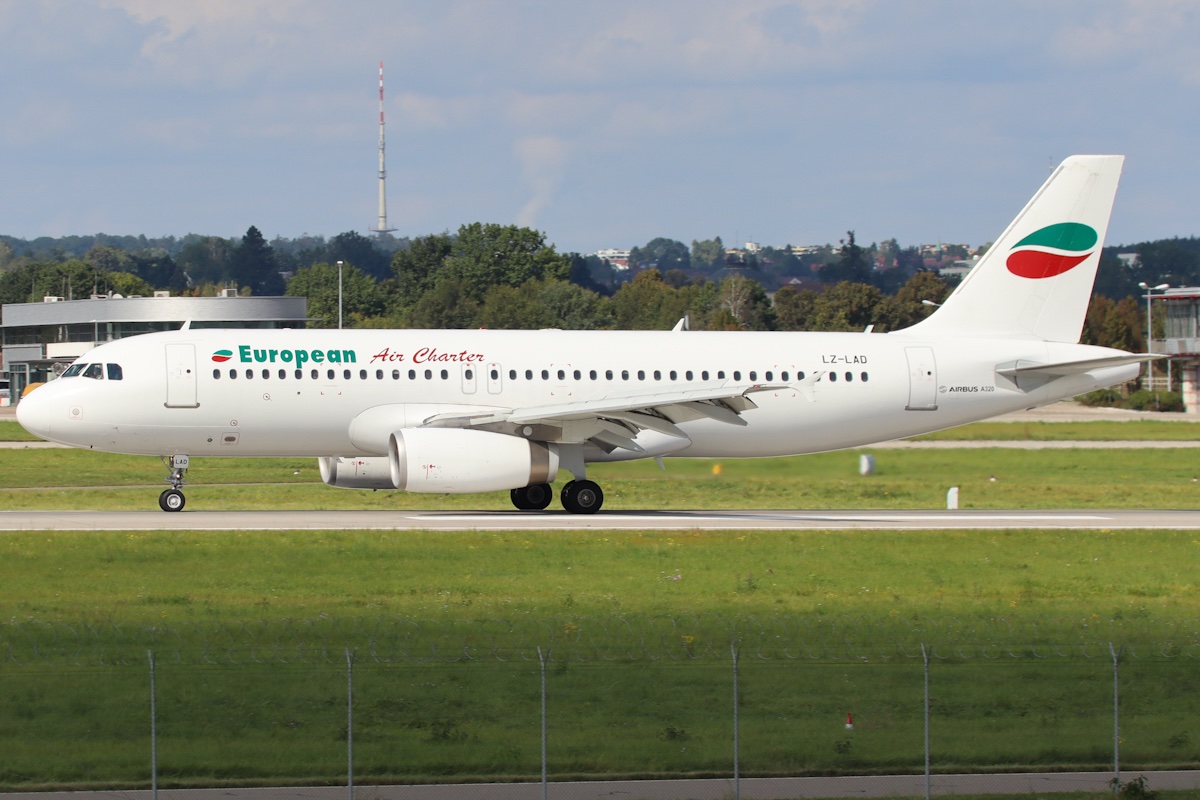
left=164, top=343, right=200, bottom=408
left=461, top=363, right=478, bottom=395
left=904, top=346, right=938, bottom=411
left=486, top=362, right=503, bottom=394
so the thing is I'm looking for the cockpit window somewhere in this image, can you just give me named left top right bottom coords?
left=62, top=364, right=85, bottom=378
left=82, top=363, right=103, bottom=379
left=106, top=364, right=123, bottom=381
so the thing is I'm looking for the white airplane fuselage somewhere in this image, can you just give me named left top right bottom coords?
left=20, top=327, right=1136, bottom=460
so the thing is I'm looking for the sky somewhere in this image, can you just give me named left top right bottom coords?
left=2, top=0, right=1199, bottom=255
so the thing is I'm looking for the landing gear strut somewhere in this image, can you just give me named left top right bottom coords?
left=158, top=454, right=189, bottom=512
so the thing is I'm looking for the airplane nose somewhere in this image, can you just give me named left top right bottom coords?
left=15, top=388, right=53, bottom=440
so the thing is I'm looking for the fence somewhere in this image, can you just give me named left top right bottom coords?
left=2, top=616, right=1199, bottom=796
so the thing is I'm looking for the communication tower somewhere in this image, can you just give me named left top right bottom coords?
left=370, top=61, right=397, bottom=235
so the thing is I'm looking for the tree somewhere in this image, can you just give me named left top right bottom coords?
left=873, top=271, right=950, bottom=331
left=286, top=262, right=384, bottom=328
left=772, top=285, right=818, bottom=331
left=630, top=238, right=690, bottom=270
left=391, top=232, right=453, bottom=308
left=691, top=237, right=725, bottom=270
left=441, top=223, right=570, bottom=301
left=717, top=273, right=773, bottom=330
left=610, top=269, right=692, bottom=330
left=328, top=231, right=391, bottom=281
left=233, top=226, right=283, bottom=295
left=808, top=281, right=883, bottom=331
left=819, top=231, right=872, bottom=284
left=176, top=236, right=233, bottom=287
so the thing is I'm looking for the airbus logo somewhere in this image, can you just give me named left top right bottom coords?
left=1005, top=222, right=1098, bottom=279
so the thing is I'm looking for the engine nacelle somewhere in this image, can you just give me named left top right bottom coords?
left=389, top=428, right=558, bottom=493
left=318, top=456, right=395, bottom=490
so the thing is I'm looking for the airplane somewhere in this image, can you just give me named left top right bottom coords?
left=17, top=155, right=1153, bottom=514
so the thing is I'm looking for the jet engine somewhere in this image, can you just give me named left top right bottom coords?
left=318, top=456, right=395, bottom=490
left=389, top=428, right=559, bottom=493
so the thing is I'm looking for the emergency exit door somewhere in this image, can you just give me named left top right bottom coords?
left=904, top=346, right=938, bottom=411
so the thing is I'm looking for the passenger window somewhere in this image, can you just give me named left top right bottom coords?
left=393, top=370, right=401, bottom=380
left=213, top=369, right=221, bottom=379
left=621, top=370, right=629, bottom=380
left=408, top=369, right=416, bottom=380
left=107, top=364, right=123, bottom=380
left=606, top=370, right=614, bottom=380
left=310, top=369, right=318, bottom=379
left=701, top=370, right=709, bottom=380
left=245, top=369, right=253, bottom=380
left=465, top=369, right=474, bottom=380
left=359, top=369, right=368, bottom=380
left=440, top=370, right=448, bottom=379
left=798, top=371, right=805, bottom=380
left=669, top=370, right=677, bottom=380
left=262, top=369, right=270, bottom=379
left=764, top=371, right=772, bottom=381
left=83, top=363, right=103, bottom=379
left=781, top=371, right=789, bottom=381
left=526, top=370, right=533, bottom=380
left=829, top=372, right=837, bottom=382
left=491, top=369, right=499, bottom=380
left=733, top=371, right=741, bottom=381
left=653, top=370, right=661, bottom=380
left=861, top=372, right=869, bottom=382
left=637, top=370, right=645, bottom=381
left=375, top=369, right=383, bottom=380
left=424, top=369, right=432, bottom=380
left=509, top=369, right=516, bottom=380
left=343, top=369, right=351, bottom=380
left=327, top=369, right=335, bottom=380
left=589, top=370, right=597, bottom=380
left=278, top=369, right=286, bottom=379
left=557, top=369, right=565, bottom=380
left=749, top=371, right=757, bottom=381
left=542, top=370, right=550, bottom=380
left=296, top=370, right=303, bottom=380
left=685, top=370, right=693, bottom=380
left=845, top=371, right=852, bottom=382
left=229, top=369, right=237, bottom=380
left=573, top=369, right=581, bottom=380
left=717, top=370, right=725, bottom=380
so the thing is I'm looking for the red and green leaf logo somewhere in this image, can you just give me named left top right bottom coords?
left=211, top=349, right=234, bottom=363
left=1006, top=222, right=1098, bottom=279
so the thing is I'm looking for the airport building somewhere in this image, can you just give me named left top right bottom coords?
left=1, top=292, right=309, bottom=403
left=1154, top=286, right=1200, bottom=415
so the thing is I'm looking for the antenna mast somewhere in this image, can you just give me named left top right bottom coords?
left=371, top=60, right=396, bottom=235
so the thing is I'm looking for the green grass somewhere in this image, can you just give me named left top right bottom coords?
left=2, top=444, right=1199, bottom=510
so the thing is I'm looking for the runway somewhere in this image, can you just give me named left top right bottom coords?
left=2, top=508, right=1197, bottom=531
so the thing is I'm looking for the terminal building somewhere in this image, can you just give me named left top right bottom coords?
left=1, top=292, right=309, bottom=403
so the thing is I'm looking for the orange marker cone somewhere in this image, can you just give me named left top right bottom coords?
left=845, top=713, right=854, bottom=730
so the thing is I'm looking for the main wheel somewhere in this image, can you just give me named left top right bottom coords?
left=561, top=479, right=603, bottom=515
left=158, top=488, right=186, bottom=512
left=510, top=483, right=553, bottom=511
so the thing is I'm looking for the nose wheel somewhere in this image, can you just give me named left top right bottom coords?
left=159, top=489, right=186, bottom=512
left=158, top=454, right=190, bottom=512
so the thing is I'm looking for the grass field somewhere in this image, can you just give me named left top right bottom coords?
left=1, top=418, right=1198, bottom=788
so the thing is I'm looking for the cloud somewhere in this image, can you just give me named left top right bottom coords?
left=514, top=135, right=570, bottom=229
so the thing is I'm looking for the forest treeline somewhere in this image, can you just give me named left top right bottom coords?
left=2, top=224, right=1197, bottom=353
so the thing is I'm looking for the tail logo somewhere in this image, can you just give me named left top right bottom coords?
left=211, top=349, right=233, bottom=363
left=1005, top=222, right=1098, bottom=279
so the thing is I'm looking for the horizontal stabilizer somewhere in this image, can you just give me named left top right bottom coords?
left=996, top=353, right=1161, bottom=379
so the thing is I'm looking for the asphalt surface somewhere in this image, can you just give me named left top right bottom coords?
left=3, top=770, right=1200, bottom=800
left=3, top=508, right=1198, bottom=531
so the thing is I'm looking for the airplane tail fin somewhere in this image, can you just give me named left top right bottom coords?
left=900, top=155, right=1124, bottom=343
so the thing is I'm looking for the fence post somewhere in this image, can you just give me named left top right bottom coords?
left=148, top=650, right=157, bottom=800
left=1110, top=642, right=1120, bottom=786
left=538, top=646, right=548, bottom=800
left=922, top=643, right=930, bottom=800
left=732, top=641, right=740, bottom=800
left=346, top=648, right=354, bottom=800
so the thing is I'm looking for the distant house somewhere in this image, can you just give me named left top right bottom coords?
left=594, top=249, right=631, bottom=271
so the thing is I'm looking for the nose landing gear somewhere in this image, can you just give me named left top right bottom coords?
left=158, top=454, right=189, bottom=512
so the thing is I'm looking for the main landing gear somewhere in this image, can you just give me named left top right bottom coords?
left=510, top=479, right=604, bottom=514
left=158, top=454, right=189, bottom=512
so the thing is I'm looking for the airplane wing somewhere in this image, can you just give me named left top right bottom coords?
left=422, top=382, right=796, bottom=454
